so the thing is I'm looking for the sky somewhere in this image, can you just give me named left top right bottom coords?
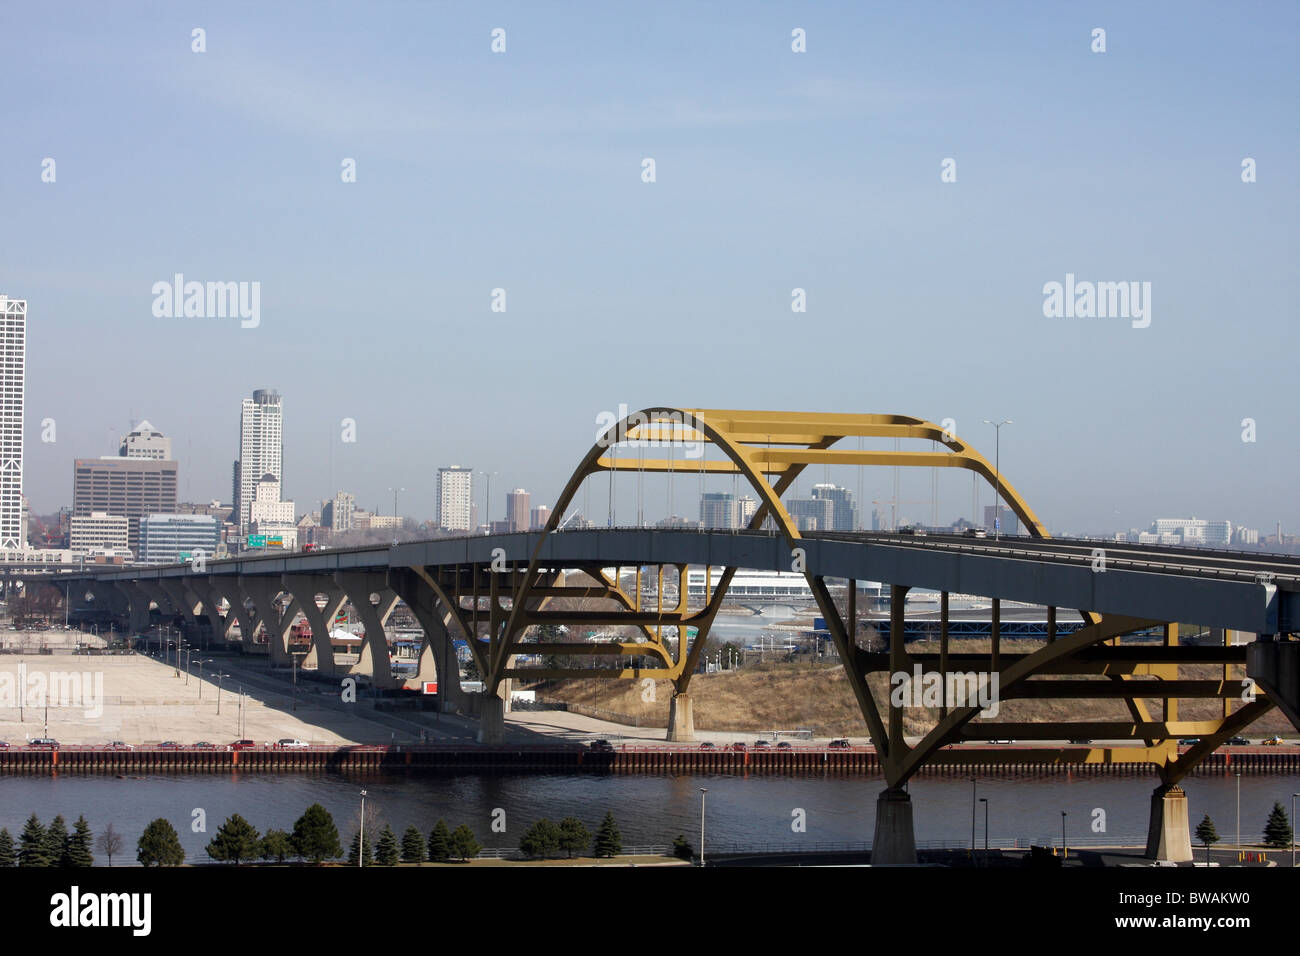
left=1, top=1, right=1297, bottom=535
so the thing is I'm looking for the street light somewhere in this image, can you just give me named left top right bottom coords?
left=1236, top=772, right=1241, bottom=850
left=699, top=788, right=708, bottom=866
left=1060, top=810, right=1067, bottom=862
left=388, top=487, right=405, bottom=523
left=979, top=797, right=989, bottom=863
left=982, top=420, right=1013, bottom=540
left=359, top=790, right=368, bottom=868
left=478, top=471, right=498, bottom=532
left=971, top=778, right=977, bottom=853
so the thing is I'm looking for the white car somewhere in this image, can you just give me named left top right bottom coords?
left=276, top=738, right=309, bottom=749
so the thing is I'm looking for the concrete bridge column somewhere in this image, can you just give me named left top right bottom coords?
left=283, top=575, right=344, bottom=677
left=204, top=581, right=246, bottom=647
left=667, top=693, right=695, bottom=742
left=389, top=568, right=470, bottom=714
left=1145, top=784, right=1193, bottom=862
left=242, top=579, right=294, bottom=667
left=335, top=573, right=397, bottom=689
left=1248, top=639, right=1300, bottom=731
left=116, top=582, right=155, bottom=635
left=871, top=787, right=918, bottom=865
left=478, top=688, right=506, bottom=744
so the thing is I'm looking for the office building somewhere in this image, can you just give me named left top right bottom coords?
left=506, top=489, right=531, bottom=532
left=0, top=296, right=24, bottom=550
left=530, top=505, right=552, bottom=529
left=811, top=483, right=859, bottom=531
left=983, top=505, right=1019, bottom=535
left=737, top=496, right=758, bottom=527
left=1151, top=518, right=1233, bottom=546
left=119, top=420, right=171, bottom=459
left=437, top=466, right=473, bottom=531
left=700, top=492, right=739, bottom=529
left=73, top=457, right=178, bottom=553
left=139, top=513, right=220, bottom=565
left=786, top=496, right=835, bottom=532
left=248, top=474, right=296, bottom=545
left=235, top=389, right=283, bottom=535
left=69, top=513, right=131, bottom=555
left=322, top=490, right=355, bottom=533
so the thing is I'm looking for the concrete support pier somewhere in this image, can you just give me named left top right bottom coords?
left=477, top=695, right=505, bottom=745
left=666, top=693, right=695, bottom=742
left=871, top=787, right=917, bottom=865
left=1146, top=784, right=1193, bottom=862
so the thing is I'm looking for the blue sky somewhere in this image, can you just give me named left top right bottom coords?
left=2, top=1, right=1297, bottom=534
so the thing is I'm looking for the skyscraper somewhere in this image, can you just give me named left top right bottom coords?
left=0, top=296, right=24, bottom=549
left=506, top=488, right=531, bottom=532
left=811, top=483, right=859, bottom=531
left=700, top=492, right=738, bottom=529
left=119, top=420, right=172, bottom=459
left=437, top=466, right=473, bottom=531
left=236, top=389, right=283, bottom=535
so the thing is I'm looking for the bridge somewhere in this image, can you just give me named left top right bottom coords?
left=44, top=408, right=1300, bottom=864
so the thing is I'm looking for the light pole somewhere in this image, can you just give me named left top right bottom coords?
left=1061, top=810, right=1067, bottom=862
left=699, top=788, right=708, bottom=866
left=979, top=797, right=989, bottom=863
left=1236, top=772, right=1241, bottom=850
left=1293, top=793, right=1298, bottom=869
left=982, top=420, right=1013, bottom=540
left=217, top=670, right=224, bottom=715
left=359, top=789, right=368, bottom=867
left=478, top=472, right=497, bottom=532
left=388, top=487, right=405, bottom=523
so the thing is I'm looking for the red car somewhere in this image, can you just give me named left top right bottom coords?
left=230, top=739, right=258, bottom=751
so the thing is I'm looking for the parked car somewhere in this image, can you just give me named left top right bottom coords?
left=699, top=741, right=716, bottom=750
left=230, top=739, right=257, bottom=751
left=752, top=740, right=771, bottom=749
left=157, top=741, right=180, bottom=749
left=588, top=739, right=614, bottom=753
left=0, top=741, right=9, bottom=749
left=1227, top=736, right=1249, bottom=746
left=729, top=742, right=747, bottom=752
left=192, top=741, right=217, bottom=749
left=776, top=741, right=793, bottom=750
left=276, top=738, right=308, bottom=749
left=26, top=738, right=59, bottom=750
left=107, top=740, right=133, bottom=750
left=828, top=739, right=851, bottom=750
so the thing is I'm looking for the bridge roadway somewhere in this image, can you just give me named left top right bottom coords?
left=64, top=527, right=1298, bottom=637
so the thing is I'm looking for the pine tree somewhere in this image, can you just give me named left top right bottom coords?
left=401, top=825, right=426, bottom=864
left=558, top=817, right=590, bottom=859
left=520, top=819, right=561, bottom=860
left=18, top=814, right=49, bottom=867
left=66, top=817, right=94, bottom=867
left=347, top=829, right=373, bottom=866
left=592, top=812, right=622, bottom=858
left=0, top=828, right=16, bottom=867
left=1194, top=814, right=1219, bottom=865
left=45, top=815, right=70, bottom=867
left=672, top=834, right=693, bottom=860
left=260, top=829, right=293, bottom=864
left=427, top=819, right=452, bottom=862
left=292, top=803, right=342, bottom=864
left=1263, top=802, right=1293, bottom=849
left=450, top=824, right=480, bottom=861
left=375, top=825, right=399, bottom=866
left=137, top=818, right=185, bottom=867
left=206, top=814, right=261, bottom=865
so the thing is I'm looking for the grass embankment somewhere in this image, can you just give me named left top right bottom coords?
left=540, top=638, right=1296, bottom=738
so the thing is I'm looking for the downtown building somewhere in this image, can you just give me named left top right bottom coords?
left=700, top=492, right=739, bottom=529
left=234, top=389, right=283, bottom=536
left=437, top=466, right=473, bottom=532
left=0, top=296, right=25, bottom=549
left=138, top=513, right=220, bottom=565
left=506, top=489, right=530, bottom=532
left=73, top=455, right=179, bottom=555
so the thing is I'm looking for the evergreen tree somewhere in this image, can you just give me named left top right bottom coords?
left=292, top=803, right=342, bottom=864
left=260, top=829, right=293, bottom=864
left=672, top=834, right=693, bottom=861
left=427, top=819, right=452, bottom=862
left=375, top=825, right=399, bottom=866
left=206, top=814, right=261, bottom=865
left=1194, top=814, right=1219, bottom=865
left=137, top=818, right=185, bottom=867
left=401, top=825, right=426, bottom=864
left=66, top=817, right=94, bottom=867
left=519, top=819, right=561, bottom=860
left=557, top=817, right=590, bottom=859
left=95, top=823, right=123, bottom=867
left=347, top=829, right=373, bottom=867
left=18, top=814, right=49, bottom=867
left=592, top=812, right=622, bottom=858
left=0, top=828, right=16, bottom=867
left=450, top=824, right=480, bottom=861
left=45, top=815, right=70, bottom=867
left=1263, top=802, right=1293, bottom=849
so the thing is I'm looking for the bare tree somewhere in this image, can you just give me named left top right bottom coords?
left=95, top=823, right=124, bottom=866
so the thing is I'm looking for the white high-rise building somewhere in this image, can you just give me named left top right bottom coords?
left=437, top=466, right=473, bottom=532
left=235, top=389, right=283, bottom=535
left=119, top=420, right=172, bottom=459
left=0, top=296, right=25, bottom=550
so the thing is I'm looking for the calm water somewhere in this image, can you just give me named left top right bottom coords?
left=2, top=771, right=1295, bottom=862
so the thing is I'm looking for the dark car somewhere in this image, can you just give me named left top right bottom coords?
left=0, top=741, right=9, bottom=750
left=26, top=738, right=59, bottom=750
left=157, top=740, right=181, bottom=749
left=699, top=741, right=716, bottom=750
left=192, top=741, right=216, bottom=749
left=588, top=739, right=615, bottom=753
left=828, top=739, right=851, bottom=750
left=776, top=741, right=793, bottom=750
left=1227, top=736, right=1249, bottom=746
left=752, top=740, right=771, bottom=749
left=1178, top=738, right=1200, bottom=746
